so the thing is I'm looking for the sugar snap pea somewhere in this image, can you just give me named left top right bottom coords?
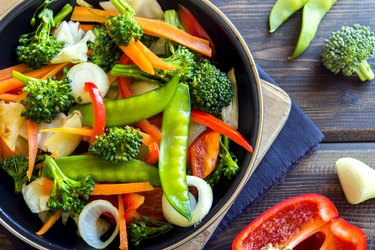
left=71, top=75, right=179, bottom=127
left=269, top=0, right=308, bottom=33
left=158, top=83, right=192, bottom=221
left=289, top=0, right=337, bottom=59
left=42, top=155, right=161, bottom=186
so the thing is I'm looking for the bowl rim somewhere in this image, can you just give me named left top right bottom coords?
left=0, top=0, right=264, bottom=249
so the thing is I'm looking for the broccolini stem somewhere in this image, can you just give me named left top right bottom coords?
left=12, top=71, right=33, bottom=84
left=354, top=60, right=375, bottom=81
left=110, top=0, right=135, bottom=16
left=53, top=3, right=73, bottom=27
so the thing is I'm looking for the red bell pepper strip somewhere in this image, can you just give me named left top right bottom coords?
left=145, top=141, right=160, bottom=165
left=190, top=109, right=252, bottom=153
left=188, top=129, right=221, bottom=179
left=232, top=193, right=367, bottom=250
left=178, top=4, right=216, bottom=57
left=84, top=82, right=106, bottom=144
left=123, top=193, right=145, bottom=223
left=118, top=54, right=133, bottom=98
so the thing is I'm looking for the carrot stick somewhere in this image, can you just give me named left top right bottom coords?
left=36, top=210, right=63, bottom=236
left=134, top=40, right=175, bottom=71
left=0, top=63, right=29, bottom=81
left=0, top=92, right=28, bottom=102
left=71, top=6, right=116, bottom=23
left=134, top=16, right=212, bottom=57
left=79, top=23, right=95, bottom=32
left=26, top=120, right=38, bottom=180
left=118, top=195, right=129, bottom=250
left=119, top=39, right=155, bottom=75
left=91, top=182, right=154, bottom=195
left=39, top=127, right=95, bottom=137
left=41, top=62, right=70, bottom=79
left=0, top=78, right=25, bottom=95
left=145, top=141, right=159, bottom=165
left=139, top=131, right=155, bottom=146
left=137, top=119, right=162, bottom=143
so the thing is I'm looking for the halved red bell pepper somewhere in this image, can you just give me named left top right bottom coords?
left=178, top=4, right=216, bottom=57
left=84, top=82, right=106, bottom=144
left=190, top=109, right=252, bottom=153
left=232, top=193, right=367, bottom=250
left=188, top=129, right=221, bottom=179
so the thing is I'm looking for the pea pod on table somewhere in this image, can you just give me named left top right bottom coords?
left=158, top=83, right=192, bottom=221
left=269, top=0, right=308, bottom=33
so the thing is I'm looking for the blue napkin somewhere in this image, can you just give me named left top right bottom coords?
left=212, top=65, right=324, bottom=236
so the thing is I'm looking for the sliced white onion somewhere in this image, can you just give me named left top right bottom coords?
left=187, top=122, right=207, bottom=147
left=131, top=80, right=159, bottom=96
left=78, top=200, right=119, bottom=249
left=162, top=176, right=213, bottom=227
left=221, top=68, right=239, bottom=129
left=67, top=62, right=109, bottom=104
left=22, top=178, right=50, bottom=214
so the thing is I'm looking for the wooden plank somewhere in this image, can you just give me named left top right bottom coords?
left=210, top=0, right=375, bottom=142
left=205, top=143, right=375, bottom=249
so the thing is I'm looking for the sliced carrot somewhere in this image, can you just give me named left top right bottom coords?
left=26, top=120, right=38, bottom=180
left=0, top=137, right=20, bottom=158
left=91, top=182, right=154, bottom=196
left=134, top=40, right=175, bottom=70
left=71, top=6, right=116, bottom=23
left=119, top=39, right=154, bottom=75
left=139, top=131, right=155, bottom=146
left=50, top=151, right=59, bottom=158
left=137, top=119, right=162, bottom=143
left=134, top=16, right=212, bottom=57
left=118, top=195, right=129, bottom=250
left=36, top=210, right=63, bottom=236
left=0, top=63, right=29, bottom=81
left=41, top=62, right=70, bottom=79
left=0, top=78, right=25, bottom=95
left=107, top=72, right=118, bottom=86
left=0, top=92, right=28, bottom=102
left=78, top=23, right=95, bottom=32
left=145, top=141, right=159, bottom=165
left=39, top=127, right=95, bottom=137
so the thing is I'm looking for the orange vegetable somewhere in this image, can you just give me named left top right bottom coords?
left=134, top=40, right=175, bottom=70
left=36, top=210, right=63, bottom=236
left=123, top=193, right=145, bottom=222
left=145, top=141, right=159, bottom=165
left=119, top=39, right=155, bottom=75
left=137, top=119, right=162, bottom=143
left=70, top=6, right=116, bottom=23
left=0, top=92, right=28, bottom=102
left=26, top=120, right=38, bottom=180
left=0, top=137, right=20, bottom=159
left=0, top=63, right=29, bottom=81
left=41, top=62, right=70, bottom=79
left=118, top=195, right=129, bottom=250
left=39, top=127, right=95, bottom=137
left=134, top=16, right=212, bottom=57
left=78, top=23, right=95, bottom=32
left=91, top=182, right=154, bottom=195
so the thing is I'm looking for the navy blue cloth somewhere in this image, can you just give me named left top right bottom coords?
left=213, top=66, right=324, bottom=236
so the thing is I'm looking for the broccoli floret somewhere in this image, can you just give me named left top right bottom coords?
left=0, top=155, right=33, bottom=194
left=44, top=155, right=94, bottom=215
left=16, top=8, right=64, bottom=69
left=12, top=70, right=75, bottom=123
left=128, top=215, right=173, bottom=246
left=89, top=126, right=143, bottom=162
left=206, top=136, right=239, bottom=186
left=88, top=25, right=122, bottom=72
left=322, top=24, right=375, bottom=81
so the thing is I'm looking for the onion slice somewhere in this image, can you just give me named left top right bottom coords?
left=162, top=175, right=213, bottom=227
left=78, top=200, right=119, bottom=249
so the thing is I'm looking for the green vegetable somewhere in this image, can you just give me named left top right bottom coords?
left=89, top=126, right=143, bottom=162
left=269, top=0, right=308, bottom=33
left=206, top=136, right=239, bottom=186
left=105, top=0, right=142, bottom=46
left=13, top=70, right=75, bottom=123
left=16, top=5, right=69, bottom=69
left=128, top=215, right=173, bottom=246
left=322, top=24, right=375, bottom=81
left=88, top=25, right=122, bottom=72
left=53, top=3, right=73, bottom=27
left=0, top=155, right=34, bottom=194
left=72, top=75, right=179, bottom=127
left=289, top=0, right=337, bottom=59
left=44, top=156, right=94, bottom=215
left=42, top=155, right=161, bottom=186
left=159, top=83, right=192, bottom=221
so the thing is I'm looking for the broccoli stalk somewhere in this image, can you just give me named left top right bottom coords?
left=322, top=24, right=375, bottom=81
left=16, top=7, right=65, bottom=69
left=13, top=70, right=75, bottom=123
left=0, top=155, right=34, bottom=194
left=206, top=136, right=239, bottom=186
left=89, top=126, right=143, bottom=162
left=127, top=215, right=173, bottom=246
left=44, top=156, right=94, bottom=215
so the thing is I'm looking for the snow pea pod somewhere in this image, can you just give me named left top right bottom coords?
left=71, top=75, right=179, bottom=127
left=158, top=83, right=192, bottom=221
left=42, top=155, right=161, bottom=186
left=289, top=0, right=337, bottom=59
left=269, top=0, right=308, bottom=33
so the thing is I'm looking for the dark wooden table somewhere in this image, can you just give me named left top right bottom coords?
left=1, top=0, right=375, bottom=249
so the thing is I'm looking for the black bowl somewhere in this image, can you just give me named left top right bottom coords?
left=0, top=0, right=263, bottom=249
